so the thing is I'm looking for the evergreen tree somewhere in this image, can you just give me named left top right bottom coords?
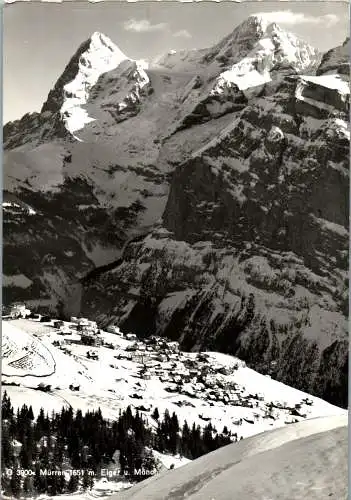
left=19, top=440, right=32, bottom=469
left=82, top=470, right=94, bottom=490
left=151, top=407, right=159, bottom=421
left=67, top=473, right=79, bottom=493
left=169, top=413, right=180, bottom=454
left=9, top=464, right=22, bottom=498
left=203, top=424, right=214, bottom=453
left=53, top=434, right=65, bottom=464
left=2, top=391, right=14, bottom=420
left=180, top=421, right=191, bottom=458
left=47, top=473, right=61, bottom=496
left=57, top=472, right=67, bottom=494
left=34, top=463, right=47, bottom=494
left=1, top=425, right=14, bottom=467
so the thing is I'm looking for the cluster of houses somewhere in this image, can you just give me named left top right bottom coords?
left=4, top=302, right=32, bottom=319
left=3, top=302, right=52, bottom=322
left=114, top=338, right=313, bottom=424
left=53, top=317, right=103, bottom=346
left=113, top=336, right=257, bottom=408
left=4, top=303, right=315, bottom=428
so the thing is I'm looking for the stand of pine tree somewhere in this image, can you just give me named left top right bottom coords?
left=1, top=391, right=233, bottom=498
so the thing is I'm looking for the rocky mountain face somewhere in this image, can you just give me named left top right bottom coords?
left=3, top=16, right=349, bottom=406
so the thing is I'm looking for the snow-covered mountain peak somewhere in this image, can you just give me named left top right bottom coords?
left=83, top=31, right=129, bottom=67
left=211, top=18, right=319, bottom=93
left=89, top=31, right=120, bottom=52
left=227, top=15, right=284, bottom=48
left=241, top=14, right=270, bottom=31
left=60, top=32, right=130, bottom=134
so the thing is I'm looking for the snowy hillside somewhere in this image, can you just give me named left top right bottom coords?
left=2, top=319, right=345, bottom=438
left=115, top=414, right=348, bottom=500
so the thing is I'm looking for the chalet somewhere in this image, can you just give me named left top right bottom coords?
left=196, top=353, right=209, bottom=362
left=285, top=417, right=299, bottom=425
left=130, top=393, right=143, bottom=399
left=87, top=350, right=99, bottom=360
left=216, top=365, right=235, bottom=375
left=136, top=405, right=150, bottom=412
left=168, top=353, right=179, bottom=361
left=77, top=317, right=89, bottom=326
left=52, top=340, right=64, bottom=347
left=103, top=341, right=114, bottom=349
left=77, top=318, right=98, bottom=333
left=168, top=341, right=180, bottom=352
left=37, top=383, right=52, bottom=392
left=54, top=320, right=64, bottom=328
left=254, top=393, right=265, bottom=401
left=233, top=418, right=243, bottom=426
left=126, top=333, right=138, bottom=341
left=69, top=384, right=80, bottom=391
left=2, top=305, right=11, bottom=316
left=149, top=335, right=161, bottom=343
left=199, top=414, right=211, bottom=422
left=183, top=387, right=196, bottom=398
left=116, top=353, right=132, bottom=361
left=107, top=325, right=123, bottom=336
left=184, top=359, right=197, bottom=368
left=59, top=325, right=73, bottom=335
left=133, top=354, right=146, bottom=364
left=81, top=332, right=97, bottom=346
left=157, top=354, right=168, bottom=363
left=165, top=384, right=178, bottom=393
left=229, top=393, right=239, bottom=403
left=126, top=343, right=138, bottom=352
left=10, top=303, right=31, bottom=319
left=40, top=315, right=51, bottom=322
left=12, top=440, right=22, bottom=457
left=302, top=397, right=313, bottom=406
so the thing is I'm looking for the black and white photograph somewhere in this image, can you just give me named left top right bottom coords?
left=2, top=1, right=349, bottom=498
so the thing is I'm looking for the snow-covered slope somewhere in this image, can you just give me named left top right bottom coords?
left=115, top=414, right=347, bottom=500
left=2, top=319, right=345, bottom=436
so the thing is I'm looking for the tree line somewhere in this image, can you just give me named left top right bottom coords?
left=1, top=392, right=232, bottom=497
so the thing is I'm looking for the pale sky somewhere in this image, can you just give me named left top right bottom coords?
left=3, top=1, right=349, bottom=123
